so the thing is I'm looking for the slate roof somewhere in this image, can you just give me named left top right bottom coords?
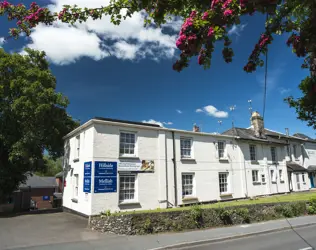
left=94, top=117, right=161, bottom=128
left=19, top=174, right=57, bottom=189
left=222, top=127, right=288, bottom=145
left=293, top=133, right=316, bottom=142
left=286, top=162, right=308, bottom=172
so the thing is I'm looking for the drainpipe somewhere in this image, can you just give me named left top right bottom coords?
left=164, top=132, right=169, bottom=208
left=239, top=144, right=248, bottom=197
left=172, top=131, right=178, bottom=207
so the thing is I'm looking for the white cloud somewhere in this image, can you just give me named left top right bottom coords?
left=142, top=119, right=172, bottom=127
left=0, top=37, right=5, bottom=47
left=279, top=87, right=291, bottom=95
left=22, top=0, right=178, bottom=65
left=228, top=24, right=247, bottom=36
left=176, top=109, right=182, bottom=114
left=196, top=105, right=228, bottom=118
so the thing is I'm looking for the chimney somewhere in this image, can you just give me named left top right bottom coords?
left=250, top=111, right=264, bottom=137
left=193, top=124, right=200, bottom=132
left=285, top=128, right=289, bottom=136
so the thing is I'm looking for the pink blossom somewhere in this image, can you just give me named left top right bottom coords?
left=17, top=20, right=22, bottom=25
left=180, top=17, right=193, bottom=34
left=1, top=1, right=10, bottom=8
left=187, top=34, right=197, bottom=42
left=202, top=11, right=209, bottom=20
left=222, top=0, right=232, bottom=9
left=190, top=10, right=197, bottom=18
left=207, top=27, right=214, bottom=37
left=176, top=34, right=187, bottom=50
left=211, top=0, right=221, bottom=9
left=30, top=2, right=37, bottom=8
left=223, top=9, right=233, bottom=16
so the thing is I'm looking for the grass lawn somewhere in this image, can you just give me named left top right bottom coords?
left=108, top=191, right=316, bottom=216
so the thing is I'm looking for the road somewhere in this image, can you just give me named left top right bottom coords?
left=175, top=225, right=316, bottom=250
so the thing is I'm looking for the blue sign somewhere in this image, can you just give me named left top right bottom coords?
left=43, top=196, right=50, bottom=201
left=83, top=161, right=92, bottom=193
left=95, top=161, right=117, bottom=176
left=84, top=162, right=92, bottom=177
left=94, top=176, right=117, bottom=193
left=94, top=161, right=117, bottom=193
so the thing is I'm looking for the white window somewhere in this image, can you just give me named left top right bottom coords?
left=261, top=174, right=266, bottom=183
left=181, top=138, right=192, bottom=158
left=302, top=173, right=306, bottom=183
left=73, top=174, right=79, bottom=198
left=120, top=132, right=136, bottom=156
left=252, top=170, right=259, bottom=182
left=271, top=147, right=277, bottom=162
left=293, top=145, right=298, bottom=159
left=182, top=173, right=194, bottom=197
left=119, top=174, right=136, bottom=202
left=75, top=135, right=80, bottom=159
left=219, top=172, right=229, bottom=194
left=279, top=169, right=284, bottom=182
left=270, top=169, right=276, bottom=182
left=218, top=141, right=226, bottom=159
left=249, top=145, right=257, bottom=161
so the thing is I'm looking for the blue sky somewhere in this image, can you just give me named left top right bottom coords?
left=0, top=0, right=314, bottom=137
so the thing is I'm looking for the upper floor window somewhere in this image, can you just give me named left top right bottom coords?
left=218, top=141, right=226, bottom=159
left=293, top=145, right=298, bottom=159
left=181, top=138, right=192, bottom=158
left=249, top=145, right=257, bottom=161
left=271, top=147, right=277, bottom=162
left=120, top=132, right=136, bottom=156
left=75, top=135, right=80, bottom=159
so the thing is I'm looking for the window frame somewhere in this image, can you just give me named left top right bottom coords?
left=218, top=141, right=227, bottom=159
left=249, top=144, right=257, bottom=161
left=180, top=137, right=193, bottom=159
left=75, top=135, right=80, bottom=160
left=279, top=169, right=284, bottom=182
left=219, top=172, right=230, bottom=194
left=252, top=170, right=259, bottom=183
left=261, top=174, right=266, bottom=183
left=302, top=173, right=306, bottom=183
left=73, top=174, right=79, bottom=199
left=182, top=173, right=195, bottom=198
left=119, top=174, right=137, bottom=203
left=119, top=131, right=137, bottom=157
left=270, top=147, right=277, bottom=162
left=270, top=169, right=276, bottom=183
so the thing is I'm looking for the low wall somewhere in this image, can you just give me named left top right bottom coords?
left=90, top=202, right=307, bottom=235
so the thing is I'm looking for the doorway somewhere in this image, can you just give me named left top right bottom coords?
left=296, top=173, right=301, bottom=191
left=310, top=173, right=315, bottom=188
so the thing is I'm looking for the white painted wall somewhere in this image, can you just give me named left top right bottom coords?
left=238, top=142, right=289, bottom=197
left=291, top=172, right=310, bottom=192
left=63, top=126, right=94, bottom=215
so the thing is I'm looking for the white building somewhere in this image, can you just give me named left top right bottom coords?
left=61, top=114, right=314, bottom=216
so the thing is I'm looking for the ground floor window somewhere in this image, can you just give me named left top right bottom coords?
left=302, top=173, right=306, bottom=183
left=279, top=169, right=284, bottom=182
left=182, top=173, right=194, bottom=197
left=270, top=170, right=276, bottom=182
left=73, top=174, right=79, bottom=198
left=252, top=170, right=259, bottom=182
left=219, top=172, right=229, bottom=194
left=261, top=174, right=266, bottom=183
left=119, top=174, right=136, bottom=202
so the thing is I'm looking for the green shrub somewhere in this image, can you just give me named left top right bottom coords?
left=142, top=218, right=153, bottom=234
left=100, top=209, right=111, bottom=217
left=190, top=205, right=203, bottom=227
left=236, top=208, right=250, bottom=223
left=307, top=198, right=316, bottom=215
left=219, top=209, right=234, bottom=225
left=290, top=202, right=306, bottom=216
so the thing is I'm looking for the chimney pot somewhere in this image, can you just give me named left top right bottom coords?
left=250, top=111, right=264, bottom=137
left=193, top=124, right=200, bottom=132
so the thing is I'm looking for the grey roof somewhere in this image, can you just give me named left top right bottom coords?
left=19, top=174, right=57, bottom=189
left=286, top=162, right=308, bottom=172
left=94, top=117, right=161, bottom=128
left=222, top=127, right=288, bottom=145
left=293, top=133, right=315, bottom=142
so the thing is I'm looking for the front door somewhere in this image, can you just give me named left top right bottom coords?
left=310, top=173, right=315, bottom=188
left=296, top=173, right=301, bottom=191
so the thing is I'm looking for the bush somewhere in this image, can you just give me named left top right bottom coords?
left=219, top=209, right=234, bottom=225
left=236, top=208, right=250, bottom=223
left=190, top=205, right=203, bottom=227
left=142, top=218, right=153, bottom=234
left=307, top=198, right=316, bottom=215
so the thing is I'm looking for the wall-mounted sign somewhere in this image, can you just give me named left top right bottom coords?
left=83, top=162, right=92, bottom=193
left=94, top=176, right=117, bottom=193
left=95, top=161, right=117, bottom=176
left=118, top=160, right=155, bottom=172
left=94, top=161, right=117, bottom=193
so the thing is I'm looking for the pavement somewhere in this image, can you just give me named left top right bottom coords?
left=1, top=213, right=316, bottom=250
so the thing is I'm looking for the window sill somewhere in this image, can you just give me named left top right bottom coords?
left=181, top=158, right=196, bottom=161
left=272, top=181, right=277, bottom=184
left=220, top=193, right=233, bottom=197
left=253, top=181, right=261, bottom=185
left=219, top=158, right=229, bottom=162
left=280, top=180, right=285, bottom=183
left=182, top=197, right=198, bottom=202
left=73, top=158, right=79, bottom=163
left=295, top=159, right=299, bottom=161
left=118, top=201, right=140, bottom=206
left=119, top=155, right=139, bottom=159
left=250, top=161, right=259, bottom=165
left=262, top=182, right=266, bottom=185
left=71, top=198, right=78, bottom=203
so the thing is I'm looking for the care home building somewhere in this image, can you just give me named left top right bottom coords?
left=62, top=114, right=314, bottom=216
